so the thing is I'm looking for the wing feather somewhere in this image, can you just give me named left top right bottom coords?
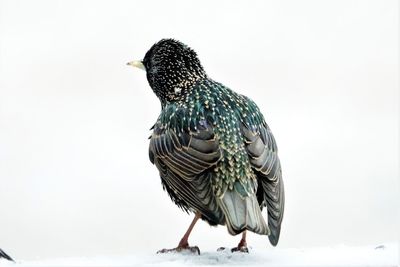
left=242, top=123, right=285, bottom=246
left=149, top=122, right=224, bottom=225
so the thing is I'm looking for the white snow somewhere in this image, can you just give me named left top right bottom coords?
left=1, top=243, right=397, bottom=267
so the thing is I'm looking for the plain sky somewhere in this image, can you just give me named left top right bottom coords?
left=0, top=0, right=398, bottom=260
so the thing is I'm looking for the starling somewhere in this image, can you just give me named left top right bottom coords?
left=127, top=39, right=284, bottom=253
left=0, top=248, right=14, bottom=262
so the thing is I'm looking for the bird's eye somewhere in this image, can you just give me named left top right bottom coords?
left=144, top=60, right=151, bottom=70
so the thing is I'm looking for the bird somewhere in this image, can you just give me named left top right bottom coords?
left=0, top=248, right=14, bottom=262
left=127, top=39, right=284, bottom=254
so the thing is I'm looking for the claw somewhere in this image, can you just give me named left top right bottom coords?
left=231, top=246, right=249, bottom=253
left=157, top=246, right=200, bottom=255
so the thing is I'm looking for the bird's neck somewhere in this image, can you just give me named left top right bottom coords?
left=158, top=75, right=207, bottom=105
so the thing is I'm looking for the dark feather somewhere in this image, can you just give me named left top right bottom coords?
left=149, top=121, right=225, bottom=225
left=242, top=123, right=285, bottom=246
left=0, top=248, right=14, bottom=262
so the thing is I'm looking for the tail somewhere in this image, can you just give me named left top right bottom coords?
left=0, top=248, right=14, bottom=262
left=218, top=189, right=269, bottom=235
left=265, top=177, right=284, bottom=246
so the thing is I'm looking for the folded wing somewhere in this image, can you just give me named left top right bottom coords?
left=242, top=123, right=285, bottom=246
left=149, top=120, right=225, bottom=225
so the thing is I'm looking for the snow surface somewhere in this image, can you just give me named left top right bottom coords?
left=0, top=243, right=398, bottom=267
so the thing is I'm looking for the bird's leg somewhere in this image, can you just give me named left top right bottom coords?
left=178, top=211, right=201, bottom=248
left=157, top=212, right=201, bottom=255
left=231, top=230, right=249, bottom=253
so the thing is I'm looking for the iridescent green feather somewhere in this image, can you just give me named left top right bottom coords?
left=158, top=79, right=266, bottom=199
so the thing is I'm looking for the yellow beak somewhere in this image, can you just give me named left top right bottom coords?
left=126, top=60, right=145, bottom=70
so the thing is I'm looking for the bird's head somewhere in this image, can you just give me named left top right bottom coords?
left=127, top=39, right=207, bottom=103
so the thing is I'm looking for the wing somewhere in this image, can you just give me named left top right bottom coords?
left=149, top=119, right=225, bottom=225
left=242, top=123, right=285, bottom=246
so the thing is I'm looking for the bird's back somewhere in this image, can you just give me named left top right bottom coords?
left=149, top=78, right=284, bottom=244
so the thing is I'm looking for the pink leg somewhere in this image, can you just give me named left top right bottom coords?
left=178, top=212, right=201, bottom=248
left=237, top=230, right=247, bottom=248
left=157, top=212, right=202, bottom=254
left=231, top=230, right=249, bottom=253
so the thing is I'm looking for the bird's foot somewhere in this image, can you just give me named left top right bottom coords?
left=157, top=246, right=200, bottom=255
left=231, top=246, right=249, bottom=253
left=217, top=246, right=249, bottom=253
left=217, top=238, right=249, bottom=253
left=232, top=238, right=249, bottom=253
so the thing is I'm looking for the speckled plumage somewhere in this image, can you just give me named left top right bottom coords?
left=143, top=39, right=284, bottom=246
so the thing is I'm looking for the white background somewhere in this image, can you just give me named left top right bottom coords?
left=0, top=0, right=398, bottom=260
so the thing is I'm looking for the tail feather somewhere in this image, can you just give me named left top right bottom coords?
left=265, top=177, right=284, bottom=246
left=218, top=190, right=269, bottom=235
